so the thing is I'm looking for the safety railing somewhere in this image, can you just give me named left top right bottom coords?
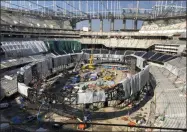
left=1, top=122, right=186, bottom=132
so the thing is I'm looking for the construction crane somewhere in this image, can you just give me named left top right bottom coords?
left=82, top=49, right=95, bottom=70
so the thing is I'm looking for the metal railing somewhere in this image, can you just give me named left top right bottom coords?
left=1, top=121, right=187, bottom=132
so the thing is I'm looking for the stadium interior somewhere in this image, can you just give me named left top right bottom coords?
left=0, top=1, right=186, bottom=131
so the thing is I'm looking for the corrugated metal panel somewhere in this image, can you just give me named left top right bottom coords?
left=122, top=78, right=131, bottom=99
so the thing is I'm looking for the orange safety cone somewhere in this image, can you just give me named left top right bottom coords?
left=128, top=121, right=136, bottom=126
left=78, top=123, right=86, bottom=130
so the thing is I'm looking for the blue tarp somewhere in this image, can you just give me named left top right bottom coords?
left=11, top=116, right=22, bottom=124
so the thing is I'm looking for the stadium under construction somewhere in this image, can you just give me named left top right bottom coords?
left=0, top=1, right=186, bottom=131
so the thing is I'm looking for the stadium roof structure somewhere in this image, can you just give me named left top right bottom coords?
left=1, top=1, right=186, bottom=20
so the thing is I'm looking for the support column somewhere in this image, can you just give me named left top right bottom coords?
left=123, top=19, right=126, bottom=30
left=89, top=19, right=92, bottom=31
left=61, top=21, right=64, bottom=29
left=100, top=19, right=103, bottom=32
left=134, top=19, right=138, bottom=30
left=70, top=18, right=77, bottom=29
left=110, top=18, right=114, bottom=31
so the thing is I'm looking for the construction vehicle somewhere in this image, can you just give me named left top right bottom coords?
left=103, top=75, right=114, bottom=81
left=82, top=51, right=95, bottom=70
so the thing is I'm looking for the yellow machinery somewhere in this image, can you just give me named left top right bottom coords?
left=82, top=51, right=95, bottom=70
left=103, top=75, right=115, bottom=81
left=103, top=71, right=115, bottom=81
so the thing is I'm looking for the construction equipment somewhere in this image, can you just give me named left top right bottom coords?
left=103, top=75, right=113, bottom=81
left=103, top=70, right=115, bottom=81
left=82, top=51, right=95, bottom=70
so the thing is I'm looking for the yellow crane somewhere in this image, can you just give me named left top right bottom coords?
left=82, top=49, right=95, bottom=70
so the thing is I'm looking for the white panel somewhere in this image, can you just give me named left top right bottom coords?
left=58, top=56, right=62, bottom=66
left=139, top=69, right=145, bottom=90
left=136, top=57, right=142, bottom=69
left=41, top=60, right=49, bottom=78
left=52, top=57, right=57, bottom=68
left=56, top=56, right=60, bottom=67
left=77, top=91, right=93, bottom=104
left=36, top=62, right=42, bottom=79
left=130, top=75, right=137, bottom=95
left=18, top=83, right=31, bottom=97
left=82, top=53, right=89, bottom=60
left=63, top=55, right=67, bottom=65
left=135, top=73, right=140, bottom=91
left=47, top=57, right=53, bottom=69
left=67, top=55, right=71, bottom=64
left=119, top=55, right=124, bottom=62
left=93, top=90, right=106, bottom=102
left=121, top=78, right=131, bottom=99
left=76, top=53, right=82, bottom=61
left=143, top=65, right=149, bottom=86
left=24, top=66, right=32, bottom=85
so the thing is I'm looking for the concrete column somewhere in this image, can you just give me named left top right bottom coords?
left=134, top=19, right=138, bottom=30
left=123, top=19, right=126, bottom=30
left=61, top=21, right=64, bottom=29
left=100, top=19, right=103, bottom=32
left=89, top=19, right=92, bottom=31
left=110, top=18, right=114, bottom=31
